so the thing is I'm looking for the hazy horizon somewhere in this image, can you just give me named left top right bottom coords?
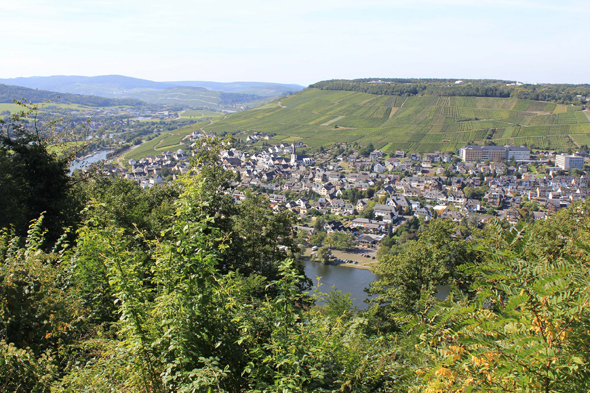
left=1, top=0, right=588, bottom=86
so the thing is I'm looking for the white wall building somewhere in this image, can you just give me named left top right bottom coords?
left=555, top=154, right=585, bottom=170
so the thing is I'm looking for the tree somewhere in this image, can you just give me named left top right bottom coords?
left=317, top=246, right=331, bottom=264
left=0, top=217, right=84, bottom=391
left=0, top=101, right=83, bottom=245
left=409, top=207, right=590, bottom=392
left=359, top=143, right=375, bottom=157
left=326, top=231, right=355, bottom=250
left=310, top=231, right=326, bottom=246
left=368, top=219, right=476, bottom=322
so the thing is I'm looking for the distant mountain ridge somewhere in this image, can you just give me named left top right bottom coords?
left=0, top=75, right=305, bottom=99
left=0, top=83, right=143, bottom=107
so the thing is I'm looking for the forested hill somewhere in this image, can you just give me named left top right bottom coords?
left=310, top=79, right=590, bottom=105
left=0, top=83, right=144, bottom=107
left=0, top=75, right=305, bottom=99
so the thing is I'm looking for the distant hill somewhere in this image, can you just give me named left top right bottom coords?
left=0, top=76, right=305, bottom=105
left=169, top=81, right=305, bottom=97
left=203, top=81, right=590, bottom=153
left=0, top=83, right=143, bottom=107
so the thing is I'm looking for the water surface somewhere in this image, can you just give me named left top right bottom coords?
left=303, top=260, right=378, bottom=310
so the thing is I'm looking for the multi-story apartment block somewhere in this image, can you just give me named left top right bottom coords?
left=459, top=145, right=530, bottom=162
left=555, top=154, right=585, bottom=170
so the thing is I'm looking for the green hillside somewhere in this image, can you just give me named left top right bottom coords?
left=203, top=87, right=590, bottom=153
left=114, top=86, right=267, bottom=107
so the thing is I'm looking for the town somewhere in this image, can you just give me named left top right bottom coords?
left=95, top=133, right=589, bottom=266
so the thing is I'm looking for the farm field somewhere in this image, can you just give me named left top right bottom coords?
left=47, top=141, right=86, bottom=155
left=0, top=102, right=129, bottom=114
left=0, top=103, right=25, bottom=113
left=203, top=88, right=589, bottom=153
left=180, top=110, right=225, bottom=119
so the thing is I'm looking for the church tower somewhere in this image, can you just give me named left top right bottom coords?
left=290, top=143, right=297, bottom=166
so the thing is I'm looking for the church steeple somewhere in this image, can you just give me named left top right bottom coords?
left=290, top=143, right=297, bottom=166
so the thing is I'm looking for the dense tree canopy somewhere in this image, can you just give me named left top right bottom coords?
left=0, top=103, right=83, bottom=245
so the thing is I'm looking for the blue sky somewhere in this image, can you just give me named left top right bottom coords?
left=0, top=0, right=587, bottom=85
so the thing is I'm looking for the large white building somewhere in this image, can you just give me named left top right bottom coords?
left=459, top=145, right=530, bottom=162
left=555, top=154, right=585, bottom=170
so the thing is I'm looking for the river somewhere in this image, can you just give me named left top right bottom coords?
left=303, top=260, right=378, bottom=310
left=69, top=150, right=113, bottom=173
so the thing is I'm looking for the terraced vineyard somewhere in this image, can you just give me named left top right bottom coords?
left=203, top=88, right=590, bottom=153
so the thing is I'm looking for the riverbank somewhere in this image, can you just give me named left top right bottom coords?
left=301, top=246, right=378, bottom=271
left=299, top=256, right=373, bottom=271
left=69, top=149, right=113, bottom=172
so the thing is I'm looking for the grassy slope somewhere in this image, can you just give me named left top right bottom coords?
left=121, top=123, right=200, bottom=161
left=0, top=103, right=93, bottom=113
left=202, top=88, right=590, bottom=153
left=180, top=110, right=225, bottom=119
left=122, top=87, right=222, bottom=106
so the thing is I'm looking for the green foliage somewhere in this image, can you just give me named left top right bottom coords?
left=323, top=287, right=357, bottom=319
left=241, top=272, right=400, bottom=392
left=0, top=101, right=83, bottom=244
left=310, top=230, right=327, bottom=246
left=406, top=209, right=590, bottom=392
left=325, top=231, right=355, bottom=250
left=369, top=219, right=476, bottom=321
left=359, top=142, right=375, bottom=157
left=312, top=79, right=590, bottom=105
left=0, top=217, right=84, bottom=391
left=0, top=340, right=57, bottom=393
left=463, top=184, right=490, bottom=200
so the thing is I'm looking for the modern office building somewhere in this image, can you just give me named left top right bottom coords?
left=459, top=145, right=530, bottom=162
left=555, top=154, right=585, bottom=170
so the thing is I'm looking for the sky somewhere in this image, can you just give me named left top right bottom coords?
left=0, top=0, right=588, bottom=86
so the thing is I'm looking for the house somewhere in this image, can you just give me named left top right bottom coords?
left=373, top=162, right=385, bottom=173
left=414, top=207, right=432, bottom=220
left=342, top=204, right=355, bottom=215
left=358, top=234, right=383, bottom=245
left=356, top=198, right=370, bottom=212
left=369, top=150, right=384, bottom=160
left=373, top=204, right=398, bottom=220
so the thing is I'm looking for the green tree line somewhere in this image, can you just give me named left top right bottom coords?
left=310, top=80, right=590, bottom=105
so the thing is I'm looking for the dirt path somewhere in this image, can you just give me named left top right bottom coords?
left=278, top=101, right=287, bottom=108
left=200, top=119, right=215, bottom=132
left=321, top=115, right=345, bottom=126
left=111, top=141, right=144, bottom=167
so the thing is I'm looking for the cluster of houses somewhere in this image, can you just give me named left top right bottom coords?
left=98, top=135, right=589, bottom=246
